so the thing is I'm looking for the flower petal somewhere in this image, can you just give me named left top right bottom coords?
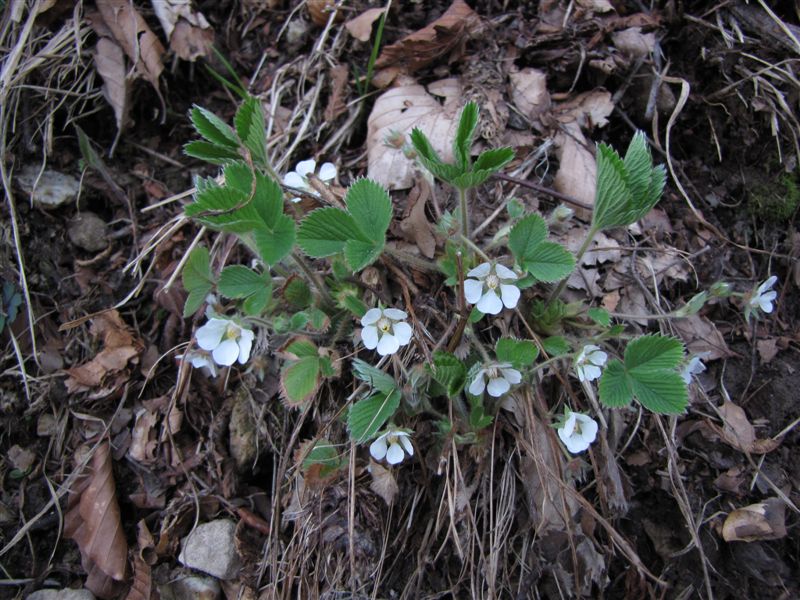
left=468, top=372, right=486, bottom=396
left=564, top=436, right=590, bottom=454
left=494, top=264, right=517, bottom=280
left=361, top=308, right=383, bottom=326
left=463, top=279, right=484, bottom=304
left=361, top=325, right=379, bottom=350
left=391, top=322, right=413, bottom=345
left=467, top=262, right=491, bottom=278
left=477, top=290, right=503, bottom=315
left=377, top=333, right=400, bottom=356
left=500, top=368, right=522, bottom=384
left=237, top=332, right=254, bottom=364
left=576, top=414, right=598, bottom=444
left=383, top=308, right=408, bottom=321
left=587, top=350, right=608, bottom=367
left=369, top=436, right=388, bottom=460
left=195, top=319, right=227, bottom=351
left=398, top=433, right=414, bottom=456
left=386, top=442, right=405, bottom=465
left=758, top=275, right=777, bottom=293
left=283, top=171, right=307, bottom=189
left=581, top=364, right=602, bottom=382
left=499, top=284, right=520, bottom=309
left=213, top=339, right=240, bottom=366
left=486, top=376, right=511, bottom=397
left=318, top=162, right=337, bottom=181
left=296, top=159, right=316, bottom=177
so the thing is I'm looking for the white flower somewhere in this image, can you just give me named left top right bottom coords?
left=360, top=307, right=413, bottom=356
left=748, top=275, right=778, bottom=315
left=681, top=354, right=707, bottom=384
left=469, top=362, right=522, bottom=397
left=178, top=349, right=219, bottom=378
left=557, top=410, right=598, bottom=454
left=195, top=317, right=255, bottom=366
left=370, top=429, right=414, bottom=465
left=574, top=344, right=607, bottom=382
left=463, top=262, right=520, bottom=315
left=282, top=158, right=336, bottom=201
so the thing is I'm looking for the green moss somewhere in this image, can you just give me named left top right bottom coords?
left=747, top=174, right=799, bottom=222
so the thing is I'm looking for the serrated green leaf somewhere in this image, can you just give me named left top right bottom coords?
left=630, top=370, right=687, bottom=414
left=286, top=339, right=318, bottom=358
left=542, top=336, right=570, bottom=356
left=302, top=439, right=343, bottom=477
left=623, top=131, right=651, bottom=204
left=454, top=101, right=479, bottom=171
left=587, top=307, right=611, bottom=327
left=598, top=360, right=633, bottom=408
left=185, top=184, right=262, bottom=232
left=234, top=97, right=267, bottom=167
left=468, top=394, right=494, bottom=430
left=184, top=141, right=241, bottom=164
left=410, top=128, right=443, bottom=166
left=305, top=307, right=330, bottom=332
left=450, top=169, right=493, bottom=190
left=254, top=214, right=295, bottom=264
left=218, top=265, right=267, bottom=299
left=345, top=179, right=392, bottom=243
left=342, top=294, right=367, bottom=317
left=251, top=172, right=283, bottom=227
left=281, top=356, right=321, bottom=407
left=523, top=241, right=575, bottom=282
left=223, top=162, right=254, bottom=194
left=352, top=358, right=397, bottom=395
left=473, top=147, right=515, bottom=172
left=183, top=288, right=208, bottom=318
left=508, top=213, right=548, bottom=265
left=344, top=238, right=383, bottom=271
left=592, top=143, right=633, bottom=230
left=297, top=208, right=364, bottom=257
left=624, top=335, right=684, bottom=373
left=242, top=284, right=271, bottom=315
left=283, top=278, right=311, bottom=308
left=429, top=351, right=467, bottom=397
left=288, top=312, right=309, bottom=330
left=182, top=246, right=212, bottom=292
left=190, top=105, right=239, bottom=148
left=507, top=198, right=524, bottom=219
left=495, top=338, right=538, bottom=368
left=347, top=389, right=401, bottom=444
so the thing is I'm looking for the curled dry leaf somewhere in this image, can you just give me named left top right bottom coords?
left=94, top=37, right=129, bottom=135
left=151, top=0, right=214, bottom=61
left=722, top=498, right=787, bottom=542
left=671, top=315, right=729, bottom=360
left=612, top=27, right=656, bottom=60
left=367, top=77, right=461, bottom=190
left=716, top=401, right=780, bottom=454
left=508, top=68, right=550, bottom=123
left=345, top=7, right=386, bottom=42
left=374, top=0, right=481, bottom=74
left=399, top=181, right=436, bottom=258
left=553, top=121, right=596, bottom=214
left=65, top=442, right=129, bottom=598
left=368, top=461, right=399, bottom=506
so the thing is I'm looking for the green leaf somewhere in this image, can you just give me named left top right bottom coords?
left=302, top=439, right=343, bottom=477
left=454, top=101, right=479, bottom=171
left=592, top=143, right=633, bottom=230
left=297, top=207, right=364, bottom=257
left=285, top=338, right=319, bottom=358
left=283, top=278, right=311, bottom=308
left=254, top=214, right=296, bottom=264
left=234, top=97, right=267, bottom=167
left=410, top=128, right=443, bottom=167
left=429, top=351, right=467, bottom=397
left=223, top=162, right=253, bottom=194
left=352, top=358, right=397, bottom=395
left=185, top=184, right=261, bottom=232
left=495, top=338, right=538, bottom=368
left=473, top=147, right=515, bottom=172
left=184, top=141, right=241, bottom=164
left=281, top=356, right=321, bottom=407
left=347, top=389, right=401, bottom=444
left=451, top=169, right=498, bottom=190
left=542, top=336, right=570, bottom=356
left=468, top=394, right=494, bottom=430
left=630, top=370, right=688, bottom=414
left=522, top=242, right=575, bottom=282
left=344, top=238, right=383, bottom=271
left=509, top=214, right=548, bottom=265
left=587, top=307, right=611, bottom=327
left=182, top=246, right=212, bottom=292
left=341, top=293, right=367, bottom=317
left=624, top=335, right=684, bottom=373
left=598, top=360, right=633, bottom=408
left=242, top=285, right=271, bottom=315
left=345, top=178, right=393, bottom=244
left=218, top=266, right=268, bottom=299
left=506, top=198, right=525, bottom=219
left=190, top=105, right=239, bottom=147
left=288, top=312, right=310, bottom=330
left=183, top=288, right=208, bottom=318
left=251, top=172, right=283, bottom=227
left=623, top=131, right=651, bottom=204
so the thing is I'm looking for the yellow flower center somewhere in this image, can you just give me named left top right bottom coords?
left=485, top=274, right=499, bottom=289
left=224, top=324, right=239, bottom=340
left=377, top=317, right=392, bottom=333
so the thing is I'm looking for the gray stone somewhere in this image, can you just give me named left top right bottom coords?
left=170, top=575, right=221, bottom=600
left=178, top=519, right=240, bottom=580
left=27, top=589, right=95, bottom=600
left=16, top=166, right=80, bottom=209
left=67, top=212, right=108, bottom=252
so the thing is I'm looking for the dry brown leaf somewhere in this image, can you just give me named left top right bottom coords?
left=344, top=7, right=386, bottom=42
left=757, top=338, right=780, bottom=363
left=368, top=461, right=398, bottom=506
left=671, top=315, right=729, bottom=360
left=576, top=0, right=614, bottom=13
left=129, top=409, right=158, bottom=464
left=508, top=68, right=550, bottom=122
left=323, top=64, right=349, bottom=122
left=96, top=0, right=165, bottom=91
left=367, top=77, right=461, bottom=190
left=374, top=0, right=481, bottom=73
left=612, top=27, right=656, bottom=60
left=170, top=18, right=214, bottom=61
left=717, top=402, right=780, bottom=454
left=722, top=498, right=787, bottom=542
left=553, top=121, right=596, bottom=214
left=399, top=181, right=436, bottom=258
left=65, top=442, right=129, bottom=597
left=94, top=38, right=129, bottom=135
left=562, top=227, right=621, bottom=266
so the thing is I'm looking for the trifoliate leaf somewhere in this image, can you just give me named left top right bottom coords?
left=190, top=105, right=239, bottom=148
left=347, top=389, right=401, bottom=444
left=495, top=338, right=538, bottom=368
left=429, top=351, right=467, bottom=397
left=587, top=307, right=611, bottom=327
left=624, top=335, right=684, bottom=373
left=281, top=356, right=321, bottom=407
left=352, top=359, right=397, bottom=395
left=473, top=147, right=515, bottom=173
left=598, top=360, right=633, bottom=408
left=522, top=241, right=575, bottom=282
left=630, top=370, right=688, bottom=414
left=509, top=214, right=548, bottom=265
left=254, top=213, right=296, bottom=265
left=184, top=141, right=241, bottom=164
left=297, top=207, right=364, bottom=257
left=345, top=178, right=393, bottom=244
left=450, top=169, right=494, bottom=190
left=454, top=101, right=479, bottom=171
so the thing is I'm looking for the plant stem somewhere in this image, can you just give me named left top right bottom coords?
left=547, top=224, right=599, bottom=305
left=384, top=246, right=440, bottom=272
left=457, top=234, right=490, bottom=262
left=458, top=186, right=470, bottom=240
left=291, top=251, right=333, bottom=307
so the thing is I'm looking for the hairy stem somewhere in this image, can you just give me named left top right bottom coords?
left=548, top=224, right=599, bottom=305
left=458, top=186, right=470, bottom=240
left=291, top=251, right=333, bottom=307
left=384, top=246, right=440, bottom=272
